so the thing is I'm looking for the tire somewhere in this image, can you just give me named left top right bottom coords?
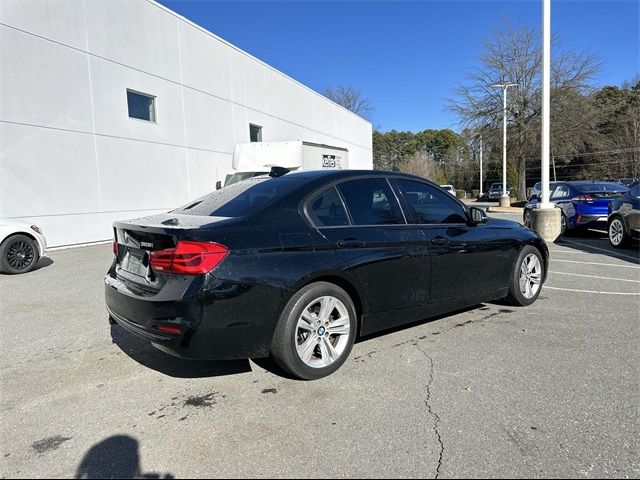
left=505, top=245, right=544, bottom=306
left=559, top=211, right=568, bottom=236
left=608, top=216, right=629, bottom=248
left=523, top=209, right=532, bottom=228
left=271, top=281, right=357, bottom=380
left=0, top=234, right=39, bottom=274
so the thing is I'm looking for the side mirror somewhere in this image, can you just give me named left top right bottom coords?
left=216, top=180, right=222, bottom=190
left=469, top=206, right=487, bottom=224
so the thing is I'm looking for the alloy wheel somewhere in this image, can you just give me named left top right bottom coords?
left=609, top=219, right=624, bottom=246
left=295, top=296, right=351, bottom=368
left=6, top=240, right=35, bottom=271
left=519, top=253, right=542, bottom=300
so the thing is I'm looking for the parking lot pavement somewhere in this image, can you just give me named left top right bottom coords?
left=1, top=221, right=639, bottom=479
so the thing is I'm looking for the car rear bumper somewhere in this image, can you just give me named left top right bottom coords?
left=104, top=268, right=283, bottom=360
left=571, top=214, right=608, bottom=228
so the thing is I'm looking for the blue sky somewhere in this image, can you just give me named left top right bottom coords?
left=159, top=0, right=639, bottom=133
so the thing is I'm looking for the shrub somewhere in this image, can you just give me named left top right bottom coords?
left=456, top=189, right=466, bottom=198
left=471, top=189, right=479, bottom=198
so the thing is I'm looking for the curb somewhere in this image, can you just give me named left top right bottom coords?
left=487, top=207, right=524, bottom=213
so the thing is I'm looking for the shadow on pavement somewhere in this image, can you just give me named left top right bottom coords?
left=110, top=325, right=252, bottom=379
left=36, top=256, right=54, bottom=270
left=555, top=229, right=640, bottom=266
left=356, top=304, right=482, bottom=345
left=0, top=256, right=54, bottom=277
left=75, top=435, right=174, bottom=479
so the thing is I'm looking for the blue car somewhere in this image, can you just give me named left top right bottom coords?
left=523, top=181, right=629, bottom=235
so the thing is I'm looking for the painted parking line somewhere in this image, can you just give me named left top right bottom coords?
left=543, top=286, right=640, bottom=295
left=548, top=250, right=592, bottom=255
left=548, top=271, right=640, bottom=283
left=557, top=238, right=640, bottom=262
left=553, top=259, right=640, bottom=269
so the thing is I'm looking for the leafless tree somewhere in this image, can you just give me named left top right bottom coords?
left=449, top=19, right=601, bottom=198
left=400, top=151, right=446, bottom=184
left=323, top=85, right=375, bottom=121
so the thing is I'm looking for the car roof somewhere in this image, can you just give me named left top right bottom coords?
left=284, top=169, right=436, bottom=183
left=558, top=180, right=625, bottom=185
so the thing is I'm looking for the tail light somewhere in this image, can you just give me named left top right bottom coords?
left=154, top=325, right=183, bottom=335
left=150, top=241, right=228, bottom=275
left=573, top=194, right=593, bottom=202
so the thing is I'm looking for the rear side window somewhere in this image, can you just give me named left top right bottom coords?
left=307, top=187, right=348, bottom=227
left=173, top=177, right=299, bottom=217
left=396, top=179, right=468, bottom=224
left=551, top=185, right=571, bottom=199
left=338, top=178, right=404, bottom=226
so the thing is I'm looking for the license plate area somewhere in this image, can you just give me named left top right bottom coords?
left=121, top=248, right=149, bottom=277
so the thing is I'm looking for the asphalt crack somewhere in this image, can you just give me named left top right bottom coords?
left=416, top=344, right=444, bottom=479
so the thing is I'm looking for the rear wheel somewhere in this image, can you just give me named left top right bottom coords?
left=505, top=245, right=544, bottom=306
left=560, top=211, right=568, bottom=236
left=523, top=209, right=532, bottom=228
left=0, top=234, right=39, bottom=274
left=608, top=217, right=628, bottom=248
left=271, top=282, right=357, bottom=380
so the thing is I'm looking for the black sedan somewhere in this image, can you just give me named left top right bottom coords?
left=105, top=169, right=548, bottom=380
left=608, top=181, right=640, bottom=247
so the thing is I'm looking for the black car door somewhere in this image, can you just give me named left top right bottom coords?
left=394, top=179, right=503, bottom=303
left=309, top=178, right=429, bottom=314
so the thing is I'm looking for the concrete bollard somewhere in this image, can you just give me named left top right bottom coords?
left=530, top=207, right=562, bottom=243
left=499, top=195, right=511, bottom=208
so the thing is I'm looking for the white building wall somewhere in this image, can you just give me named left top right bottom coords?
left=0, top=0, right=373, bottom=247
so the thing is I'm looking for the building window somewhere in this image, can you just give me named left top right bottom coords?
left=249, top=124, right=262, bottom=142
left=127, top=90, right=156, bottom=122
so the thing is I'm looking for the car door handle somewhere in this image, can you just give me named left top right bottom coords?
left=337, top=238, right=366, bottom=248
left=430, top=237, right=450, bottom=245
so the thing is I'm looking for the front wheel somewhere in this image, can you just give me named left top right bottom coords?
left=608, top=217, right=628, bottom=248
left=505, top=245, right=544, bottom=306
left=271, top=282, right=357, bottom=380
left=0, top=234, right=39, bottom=274
left=523, top=209, right=532, bottom=228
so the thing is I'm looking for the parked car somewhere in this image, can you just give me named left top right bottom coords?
left=105, top=169, right=548, bottom=380
left=440, top=184, right=456, bottom=196
left=488, top=182, right=512, bottom=200
left=523, top=181, right=629, bottom=235
left=0, top=220, right=47, bottom=274
left=608, top=181, right=640, bottom=247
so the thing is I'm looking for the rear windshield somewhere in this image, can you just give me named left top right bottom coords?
left=172, top=177, right=300, bottom=217
left=574, top=183, right=628, bottom=195
left=226, top=171, right=268, bottom=186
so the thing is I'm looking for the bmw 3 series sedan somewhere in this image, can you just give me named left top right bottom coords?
left=105, top=169, right=548, bottom=380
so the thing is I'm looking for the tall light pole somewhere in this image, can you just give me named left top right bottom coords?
left=492, top=82, right=518, bottom=207
left=540, top=0, right=552, bottom=209
left=479, top=135, right=483, bottom=196
left=529, top=0, right=561, bottom=241
left=473, top=133, right=484, bottom=196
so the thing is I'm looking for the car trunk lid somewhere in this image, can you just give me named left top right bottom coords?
left=113, top=213, right=235, bottom=291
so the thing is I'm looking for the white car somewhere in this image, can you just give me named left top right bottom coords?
left=440, top=185, right=456, bottom=196
left=0, top=220, right=47, bottom=274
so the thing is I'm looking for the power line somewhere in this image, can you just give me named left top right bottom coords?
left=524, top=158, right=638, bottom=171
left=522, top=147, right=639, bottom=162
